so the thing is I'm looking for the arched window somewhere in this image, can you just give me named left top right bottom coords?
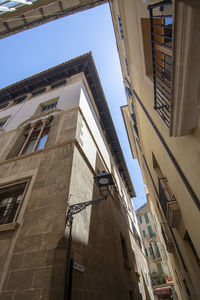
left=18, top=116, right=53, bottom=156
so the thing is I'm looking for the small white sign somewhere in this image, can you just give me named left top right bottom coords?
left=73, top=261, right=84, bottom=273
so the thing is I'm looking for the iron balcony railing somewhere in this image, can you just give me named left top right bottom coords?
left=158, top=177, right=175, bottom=217
left=161, top=222, right=174, bottom=253
left=150, top=271, right=166, bottom=286
left=148, top=0, right=172, bottom=127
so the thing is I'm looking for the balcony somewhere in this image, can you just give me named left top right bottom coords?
left=148, top=1, right=200, bottom=135
left=161, top=222, right=174, bottom=253
left=150, top=271, right=166, bottom=287
left=148, top=0, right=172, bottom=127
left=158, top=177, right=181, bottom=228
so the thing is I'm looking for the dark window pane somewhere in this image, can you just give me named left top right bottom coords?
left=0, top=190, right=24, bottom=225
left=148, top=225, right=155, bottom=238
left=42, top=102, right=57, bottom=112
left=144, top=212, right=149, bottom=224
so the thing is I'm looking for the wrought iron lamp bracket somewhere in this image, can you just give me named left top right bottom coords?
left=66, top=196, right=106, bottom=227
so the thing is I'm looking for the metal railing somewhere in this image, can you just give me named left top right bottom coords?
left=158, top=177, right=175, bottom=217
left=150, top=272, right=166, bottom=286
left=148, top=0, right=172, bottom=127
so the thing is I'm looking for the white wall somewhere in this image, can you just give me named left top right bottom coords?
left=0, top=81, right=81, bottom=131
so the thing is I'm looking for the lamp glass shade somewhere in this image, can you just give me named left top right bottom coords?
left=99, top=177, right=109, bottom=185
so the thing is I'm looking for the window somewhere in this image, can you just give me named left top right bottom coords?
left=51, top=80, right=66, bottom=89
left=144, top=212, right=149, bottom=224
left=120, top=234, right=129, bottom=266
left=157, top=262, right=164, bottom=275
left=145, top=248, right=148, bottom=257
left=139, top=216, right=142, bottom=223
left=0, top=182, right=27, bottom=225
left=125, top=57, right=130, bottom=76
left=136, top=235, right=142, bottom=249
left=0, top=116, right=9, bottom=129
left=118, top=15, right=124, bottom=40
left=18, top=117, right=52, bottom=156
left=0, top=102, right=8, bottom=110
left=131, top=104, right=139, bottom=137
left=41, top=102, right=57, bottom=112
left=14, top=96, right=26, bottom=105
left=129, top=291, right=133, bottom=300
left=125, top=86, right=132, bottom=98
left=183, top=279, right=191, bottom=296
left=150, top=241, right=161, bottom=259
left=142, top=230, right=146, bottom=237
left=32, top=88, right=46, bottom=97
left=184, top=231, right=200, bottom=266
left=0, top=121, right=6, bottom=128
left=147, top=225, right=155, bottom=239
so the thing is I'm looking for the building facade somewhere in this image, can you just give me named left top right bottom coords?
left=0, top=53, right=153, bottom=300
left=110, top=1, right=200, bottom=299
left=0, top=0, right=199, bottom=299
left=137, top=202, right=177, bottom=299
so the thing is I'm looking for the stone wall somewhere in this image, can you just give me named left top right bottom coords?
left=0, top=107, right=144, bottom=300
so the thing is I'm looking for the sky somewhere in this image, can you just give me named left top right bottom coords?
left=0, top=3, right=147, bottom=209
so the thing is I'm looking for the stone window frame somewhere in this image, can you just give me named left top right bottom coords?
left=0, top=179, right=30, bottom=231
left=35, top=97, right=59, bottom=116
left=120, top=233, right=129, bottom=268
left=0, top=115, right=10, bottom=130
left=18, top=117, right=53, bottom=156
left=41, top=102, right=57, bottom=112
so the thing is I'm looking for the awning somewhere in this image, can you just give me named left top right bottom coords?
left=154, top=287, right=172, bottom=296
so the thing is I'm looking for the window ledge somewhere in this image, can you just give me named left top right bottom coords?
left=152, top=257, right=162, bottom=262
left=0, top=222, right=19, bottom=232
left=19, top=108, right=61, bottom=128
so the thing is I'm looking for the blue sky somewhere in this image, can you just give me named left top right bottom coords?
left=0, top=3, right=146, bottom=209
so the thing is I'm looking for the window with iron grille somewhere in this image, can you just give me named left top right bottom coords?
left=148, top=1, right=173, bottom=127
left=0, top=182, right=27, bottom=225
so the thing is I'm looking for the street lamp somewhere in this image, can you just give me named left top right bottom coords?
left=66, top=171, right=114, bottom=227
left=64, top=171, right=114, bottom=300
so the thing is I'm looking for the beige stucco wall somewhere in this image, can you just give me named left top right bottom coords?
left=110, top=0, right=200, bottom=299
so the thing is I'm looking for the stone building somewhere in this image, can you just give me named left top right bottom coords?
left=136, top=202, right=176, bottom=299
left=0, top=53, right=153, bottom=299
